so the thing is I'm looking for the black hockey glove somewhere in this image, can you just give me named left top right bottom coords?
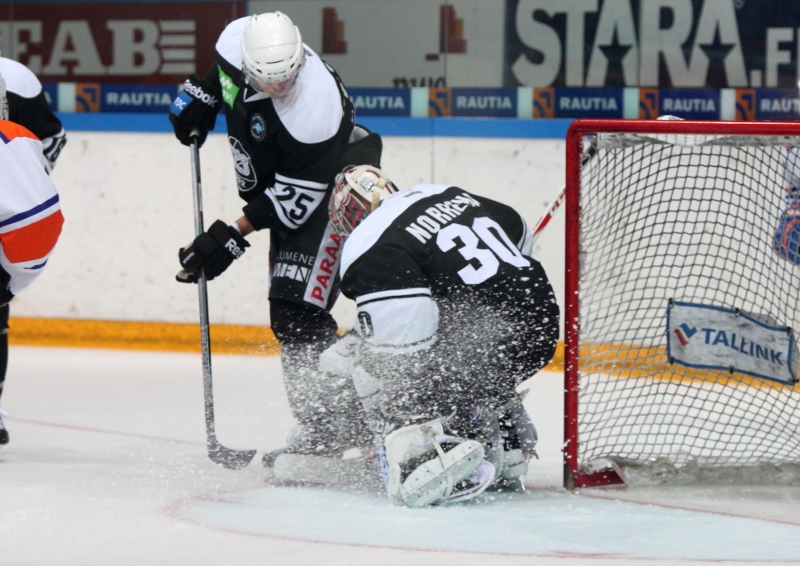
left=168, top=74, right=222, bottom=148
left=176, top=220, right=250, bottom=283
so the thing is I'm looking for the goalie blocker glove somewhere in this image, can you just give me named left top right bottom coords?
left=168, top=74, right=222, bottom=148
left=177, top=220, right=250, bottom=283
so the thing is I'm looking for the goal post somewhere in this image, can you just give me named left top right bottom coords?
left=564, top=119, right=800, bottom=489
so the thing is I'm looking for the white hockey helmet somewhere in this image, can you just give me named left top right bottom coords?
left=0, top=71, right=8, bottom=121
left=241, top=12, right=305, bottom=88
left=329, top=165, right=398, bottom=237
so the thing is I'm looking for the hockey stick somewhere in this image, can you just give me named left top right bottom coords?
left=531, top=140, right=598, bottom=244
left=188, top=132, right=256, bottom=470
left=531, top=186, right=565, bottom=243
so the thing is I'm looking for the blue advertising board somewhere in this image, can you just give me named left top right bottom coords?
left=659, top=89, right=720, bottom=120
left=450, top=88, right=517, bottom=118
left=755, top=90, right=800, bottom=121
left=42, top=83, right=59, bottom=111
left=100, top=84, right=179, bottom=113
left=553, top=88, right=623, bottom=119
left=349, top=88, right=411, bottom=117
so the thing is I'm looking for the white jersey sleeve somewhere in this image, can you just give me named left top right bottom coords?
left=0, top=121, right=64, bottom=303
left=353, top=288, right=439, bottom=355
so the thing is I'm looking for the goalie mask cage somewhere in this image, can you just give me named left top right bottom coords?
left=564, top=119, right=800, bottom=489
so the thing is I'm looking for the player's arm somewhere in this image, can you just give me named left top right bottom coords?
left=319, top=243, right=438, bottom=377
left=168, top=17, right=251, bottom=148
left=39, top=128, right=67, bottom=174
left=241, top=172, right=331, bottom=232
left=167, top=69, right=222, bottom=148
left=176, top=168, right=330, bottom=284
left=0, top=126, right=64, bottom=305
left=168, top=27, right=238, bottom=149
left=2, top=56, right=68, bottom=174
left=7, top=91, right=67, bottom=174
left=344, top=248, right=439, bottom=355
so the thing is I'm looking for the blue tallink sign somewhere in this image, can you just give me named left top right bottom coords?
left=667, top=301, right=798, bottom=385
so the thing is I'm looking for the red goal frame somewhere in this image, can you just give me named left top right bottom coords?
left=563, top=119, right=800, bottom=489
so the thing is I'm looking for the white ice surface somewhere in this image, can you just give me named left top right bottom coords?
left=3, top=346, right=800, bottom=565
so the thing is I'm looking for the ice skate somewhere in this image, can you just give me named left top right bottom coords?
left=0, top=409, right=8, bottom=447
left=491, top=395, right=539, bottom=492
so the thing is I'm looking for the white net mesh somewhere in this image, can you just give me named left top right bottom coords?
left=576, top=132, right=800, bottom=486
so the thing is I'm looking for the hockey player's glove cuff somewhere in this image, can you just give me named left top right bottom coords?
left=168, top=74, right=222, bottom=148
left=176, top=220, right=250, bottom=283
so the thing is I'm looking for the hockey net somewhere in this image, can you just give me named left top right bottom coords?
left=564, top=119, right=800, bottom=488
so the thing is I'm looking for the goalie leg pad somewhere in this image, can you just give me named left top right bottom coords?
left=384, top=422, right=486, bottom=507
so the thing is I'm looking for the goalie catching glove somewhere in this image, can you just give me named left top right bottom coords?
left=177, top=220, right=249, bottom=283
left=168, top=74, right=222, bottom=148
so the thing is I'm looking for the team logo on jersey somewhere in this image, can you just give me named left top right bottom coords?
left=228, top=137, right=257, bottom=192
left=358, top=311, right=374, bottom=338
left=249, top=114, right=266, bottom=141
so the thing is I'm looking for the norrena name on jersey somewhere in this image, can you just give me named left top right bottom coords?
left=183, top=78, right=219, bottom=107
left=404, top=192, right=482, bottom=244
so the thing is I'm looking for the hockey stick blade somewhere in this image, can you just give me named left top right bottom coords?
left=208, top=439, right=257, bottom=470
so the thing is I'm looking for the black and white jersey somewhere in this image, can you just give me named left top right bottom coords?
left=0, top=57, right=67, bottom=174
left=340, top=184, right=535, bottom=354
left=210, top=17, right=355, bottom=233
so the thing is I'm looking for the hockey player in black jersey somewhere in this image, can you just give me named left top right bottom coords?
left=168, top=12, right=381, bottom=466
left=0, top=57, right=68, bottom=447
left=321, top=165, right=560, bottom=506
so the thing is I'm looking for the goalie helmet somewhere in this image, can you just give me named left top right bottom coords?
left=241, top=12, right=305, bottom=89
left=329, top=165, right=398, bottom=237
left=0, top=71, right=7, bottom=121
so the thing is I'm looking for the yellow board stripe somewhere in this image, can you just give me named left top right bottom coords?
left=7, top=316, right=566, bottom=370
left=581, top=342, right=798, bottom=391
left=7, top=317, right=281, bottom=356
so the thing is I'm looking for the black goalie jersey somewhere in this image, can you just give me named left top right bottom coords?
left=340, top=184, right=558, bottom=371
